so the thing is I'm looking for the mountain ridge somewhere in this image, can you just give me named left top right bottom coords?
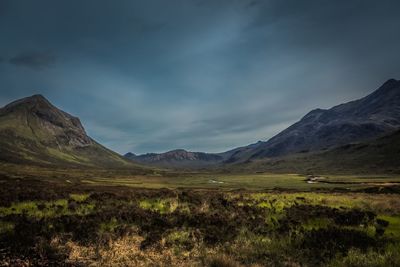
left=224, top=78, right=400, bottom=163
left=125, top=148, right=224, bottom=169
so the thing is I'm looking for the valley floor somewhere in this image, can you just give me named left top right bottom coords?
left=0, top=165, right=400, bottom=266
left=2, top=162, right=400, bottom=191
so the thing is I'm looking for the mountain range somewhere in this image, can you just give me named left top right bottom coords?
left=0, top=78, right=399, bottom=173
left=125, top=79, right=400, bottom=169
left=125, top=149, right=224, bottom=168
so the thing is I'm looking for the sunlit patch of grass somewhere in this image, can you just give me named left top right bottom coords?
left=0, top=221, right=14, bottom=234
left=241, top=193, right=300, bottom=213
left=378, top=215, right=400, bottom=239
left=54, top=199, right=68, bottom=206
left=232, top=192, right=400, bottom=216
left=257, top=201, right=272, bottom=209
left=0, top=199, right=95, bottom=218
left=0, top=201, right=46, bottom=218
left=75, top=203, right=96, bottom=216
left=0, top=201, right=36, bottom=215
left=139, top=198, right=178, bottom=214
left=70, top=193, right=90, bottom=202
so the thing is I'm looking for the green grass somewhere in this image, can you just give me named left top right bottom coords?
left=0, top=199, right=95, bottom=218
left=70, top=193, right=90, bottom=202
left=378, top=215, right=400, bottom=239
left=46, top=147, right=85, bottom=163
left=1, top=160, right=399, bottom=191
left=139, top=198, right=178, bottom=214
left=228, top=191, right=400, bottom=240
left=78, top=173, right=400, bottom=191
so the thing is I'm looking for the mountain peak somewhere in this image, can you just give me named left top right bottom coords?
left=27, top=94, right=52, bottom=105
left=168, top=149, right=188, bottom=154
left=374, top=78, right=400, bottom=95
left=2, top=94, right=53, bottom=112
left=382, top=78, right=398, bottom=86
left=29, top=94, right=47, bottom=100
left=124, top=152, right=136, bottom=158
left=360, top=78, right=400, bottom=107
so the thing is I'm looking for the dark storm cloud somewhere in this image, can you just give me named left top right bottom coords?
left=9, top=51, right=56, bottom=70
left=0, top=0, right=399, bottom=154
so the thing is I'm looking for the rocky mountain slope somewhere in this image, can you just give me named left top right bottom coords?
left=0, top=94, right=144, bottom=169
left=224, top=79, right=400, bottom=163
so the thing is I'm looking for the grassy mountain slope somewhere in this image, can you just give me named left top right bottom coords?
left=0, top=94, right=148, bottom=169
left=226, top=130, right=400, bottom=174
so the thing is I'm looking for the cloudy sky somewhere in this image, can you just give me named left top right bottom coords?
left=0, top=0, right=399, bottom=154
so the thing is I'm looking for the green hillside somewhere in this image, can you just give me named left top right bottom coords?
left=0, top=95, right=149, bottom=170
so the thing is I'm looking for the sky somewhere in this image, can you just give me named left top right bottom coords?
left=0, top=0, right=399, bottom=154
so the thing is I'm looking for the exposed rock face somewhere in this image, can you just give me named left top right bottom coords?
left=224, top=79, right=400, bottom=162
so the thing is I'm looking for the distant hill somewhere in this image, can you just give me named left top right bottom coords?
left=226, top=129, right=400, bottom=174
left=125, top=149, right=224, bottom=169
left=0, top=94, right=146, bottom=169
left=223, top=78, right=400, bottom=163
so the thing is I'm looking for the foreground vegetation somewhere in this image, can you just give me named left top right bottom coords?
left=0, top=173, right=400, bottom=266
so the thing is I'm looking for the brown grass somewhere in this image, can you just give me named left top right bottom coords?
left=53, top=234, right=204, bottom=267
